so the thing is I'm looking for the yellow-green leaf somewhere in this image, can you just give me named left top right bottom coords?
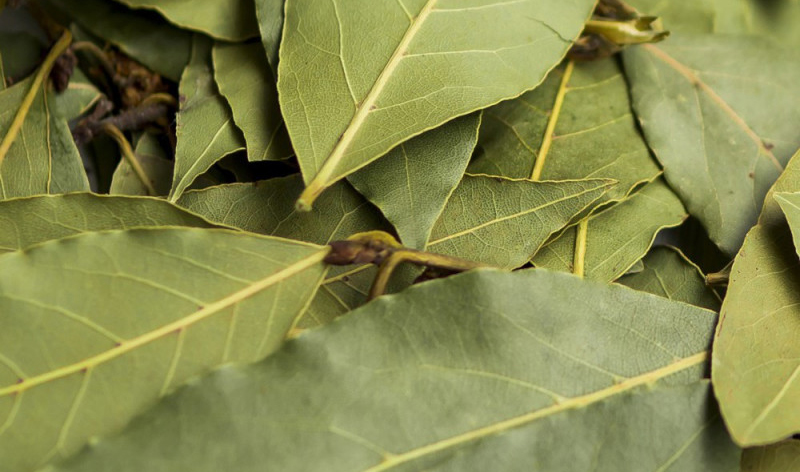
left=0, top=228, right=328, bottom=472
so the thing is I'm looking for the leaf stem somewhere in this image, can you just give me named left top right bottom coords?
left=531, top=60, right=573, bottom=181
left=102, top=123, right=157, bottom=196
left=573, top=218, right=589, bottom=278
left=0, top=29, right=71, bottom=167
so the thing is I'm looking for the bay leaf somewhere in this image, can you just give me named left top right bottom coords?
left=0, top=228, right=328, bottom=472
left=712, top=149, right=800, bottom=445
left=111, top=0, right=259, bottom=41
left=51, top=269, right=738, bottom=471
left=0, top=77, right=89, bottom=199
left=348, top=113, right=480, bottom=250
left=176, top=175, right=392, bottom=326
left=426, top=175, right=613, bottom=269
left=468, top=58, right=659, bottom=202
left=212, top=42, right=292, bottom=162
left=44, top=0, right=192, bottom=82
left=254, top=0, right=284, bottom=73
left=53, top=69, right=103, bottom=121
left=110, top=132, right=173, bottom=197
left=775, top=192, right=800, bottom=260
left=617, top=245, right=721, bottom=311
left=532, top=178, right=687, bottom=282
left=0, top=193, right=216, bottom=255
left=169, top=36, right=245, bottom=201
left=622, top=35, right=800, bottom=255
left=741, top=441, right=800, bottom=472
left=279, top=0, right=598, bottom=208
left=0, top=31, right=44, bottom=84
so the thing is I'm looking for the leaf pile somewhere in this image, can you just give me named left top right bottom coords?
left=0, top=0, right=799, bottom=470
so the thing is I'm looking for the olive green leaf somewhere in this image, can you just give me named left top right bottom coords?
left=255, top=0, right=284, bottom=73
left=775, top=192, right=800, bottom=260
left=468, top=58, right=659, bottom=202
left=0, top=77, right=89, bottom=200
left=0, top=193, right=217, bottom=255
left=426, top=175, right=613, bottom=269
left=279, top=0, right=598, bottom=209
left=111, top=0, right=259, bottom=41
left=0, top=228, right=328, bottom=472
left=622, top=36, right=800, bottom=255
left=212, top=42, right=292, bottom=162
left=176, top=174, right=392, bottom=326
left=110, top=133, right=173, bottom=197
left=532, top=178, right=687, bottom=282
left=348, top=113, right=480, bottom=250
left=51, top=269, right=738, bottom=472
left=52, top=69, right=103, bottom=121
left=0, top=31, right=45, bottom=84
left=169, top=36, right=245, bottom=201
left=617, top=246, right=721, bottom=311
left=43, top=0, right=192, bottom=82
left=741, top=441, right=800, bottom=472
left=712, top=149, right=800, bottom=445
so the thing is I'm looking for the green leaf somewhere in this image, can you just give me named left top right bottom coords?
left=0, top=31, right=45, bottom=84
left=51, top=269, right=738, bottom=471
left=0, top=77, right=89, bottom=199
left=169, top=36, right=245, bottom=201
left=44, top=0, right=192, bottom=82
left=53, top=69, right=103, bottom=120
left=741, top=441, right=800, bottom=472
left=0, top=228, right=328, bottom=472
left=775, top=192, right=800, bottom=259
left=426, top=175, right=613, bottom=269
left=712, top=149, right=800, bottom=445
left=468, top=58, right=660, bottom=202
left=532, top=178, right=687, bottom=282
left=617, top=246, right=721, bottom=311
left=622, top=36, right=800, bottom=254
left=110, top=133, right=173, bottom=197
left=111, top=0, right=259, bottom=41
left=348, top=113, right=480, bottom=249
left=212, top=42, right=292, bottom=162
left=255, top=0, right=284, bottom=73
left=279, top=0, right=598, bottom=208
left=0, top=193, right=216, bottom=255
left=176, top=174, right=392, bottom=326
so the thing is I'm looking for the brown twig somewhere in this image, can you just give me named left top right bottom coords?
left=73, top=101, right=172, bottom=145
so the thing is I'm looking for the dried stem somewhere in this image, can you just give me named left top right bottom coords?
left=102, top=123, right=157, bottom=196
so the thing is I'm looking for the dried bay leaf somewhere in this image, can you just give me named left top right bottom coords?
left=468, top=58, right=659, bottom=202
left=212, top=42, right=292, bottom=162
left=348, top=113, right=480, bottom=250
left=775, top=192, right=800, bottom=260
left=169, top=36, right=245, bottom=201
left=177, top=175, right=393, bottom=325
left=617, top=246, right=721, bottom=311
left=741, top=441, right=800, bottom=472
left=532, top=178, right=687, bottom=282
left=254, top=0, right=284, bottom=73
left=0, top=77, right=89, bottom=199
left=52, top=269, right=738, bottom=471
left=0, top=193, right=216, bottom=255
left=623, top=36, right=800, bottom=255
left=44, top=0, right=192, bottom=82
left=0, top=228, right=328, bottom=472
left=712, top=150, right=800, bottom=445
left=279, top=0, right=598, bottom=208
left=110, top=132, right=173, bottom=197
left=426, top=175, right=614, bottom=269
left=111, top=0, right=259, bottom=41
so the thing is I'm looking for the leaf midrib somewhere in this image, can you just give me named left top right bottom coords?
left=426, top=181, right=608, bottom=246
left=300, top=0, right=438, bottom=202
left=364, top=351, right=709, bottom=472
left=0, top=249, right=327, bottom=396
left=643, top=44, right=783, bottom=171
